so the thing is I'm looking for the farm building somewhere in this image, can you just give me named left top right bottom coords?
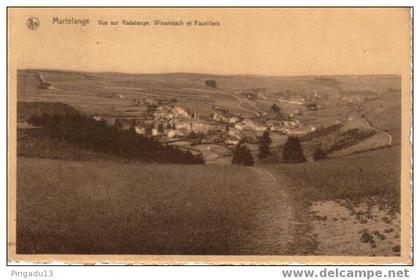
left=173, top=106, right=190, bottom=118
left=152, top=128, right=161, bottom=136
left=135, top=126, right=146, bottom=135
left=175, top=121, right=192, bottom=132
left=235, top=118, right=267, bottom=132
left=154, top=106, right=175, bottom=120
left=305, top=103, right=318, bottom=111
left=228, top=127, right=241, bottom=137
left=191, top=120, right=211, bottom=133
left=282, top=120, right=300, bottom=127
left=167, top=129, right=184, bottom=138
left=114, top=119, right=136, bottom=130
left=103, top=117, right=117, bottom=127
left=225, top=135, right=241, bottom=145
left=212, top=112, right=240, bottom=124
left=284, top=126, right=316, bottom=136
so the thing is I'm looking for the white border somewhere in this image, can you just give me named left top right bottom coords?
left=1, top=1, right=418, bottom=280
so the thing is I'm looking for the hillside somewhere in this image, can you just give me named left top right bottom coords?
left=16, top=146, right=401, bottom=256
left=263, top=146, right=400, bottom=203
left=17, top=69, right=400, bottom=118
left=260, top=146, right=401, bottom=256
left=17, top=157, right=297, bottom=255
left=17, top=128, right=127, bottom=162
left=17, top=101, right=79, bottom=122
left=360, top=94, right=402, bottom=145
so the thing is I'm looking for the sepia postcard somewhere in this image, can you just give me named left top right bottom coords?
left=7, top=7, right=413, bottom=265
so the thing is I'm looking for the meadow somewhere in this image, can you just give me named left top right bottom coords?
left=260, top=146, right=401, bottom=256
left=16, top=145, right=401, bottom=256
left=17, top=70, right=400, bottom=119
left=17, top=157, right=296, bottom=255
left=263, top=146, right=400, bottom=205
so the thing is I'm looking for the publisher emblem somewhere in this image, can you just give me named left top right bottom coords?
left=26, top=17, right=40, bottom=30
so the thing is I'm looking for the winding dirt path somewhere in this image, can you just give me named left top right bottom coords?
left=224, top=92, right=260, bottom=116
left=360, top=116, right=393, bottom=145
left=244, top=167, right=297, bottom=254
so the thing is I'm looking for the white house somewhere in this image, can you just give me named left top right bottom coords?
left=174, top=106, right=190, bottom=118
left=167, top=129, right=184, bottom=138
left=175, top=121, right=192, bottom=132
left=152, top=128, right=161, bottom=136
left=225, top=135, right=241, bottom=145
left=135, top=126, right=146, bottom=135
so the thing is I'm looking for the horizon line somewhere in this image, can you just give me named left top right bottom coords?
left=17, top=68, right=402, bottom=78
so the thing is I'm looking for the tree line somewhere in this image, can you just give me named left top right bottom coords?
left=232, top=131, right=328, bottom=166
left=28, top=113, right=205, bottom=164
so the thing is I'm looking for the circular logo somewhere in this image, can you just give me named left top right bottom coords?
left=26, top=17, right=40, bottom=30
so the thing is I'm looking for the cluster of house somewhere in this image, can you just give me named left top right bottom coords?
left=97, top=105, right=228, bottom=139
left=224, top=117, right=316, bottom=145
left=152, top=106, right=228, bottom=138
left=95, top=102, right=317, bottom=146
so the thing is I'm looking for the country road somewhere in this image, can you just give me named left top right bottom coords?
left=225, top=92, right=260, bottom=116
left=360, top=116, right=393, bottom=146
left=246, top=167, right=297, bottom=254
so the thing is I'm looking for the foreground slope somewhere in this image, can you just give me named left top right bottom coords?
left=17, top=157, right=296, bottom=255
left=16, top=145, right=401, bottom=256
left=260, top=146, right=401, bottom=256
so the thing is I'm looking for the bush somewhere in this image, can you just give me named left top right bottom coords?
left=282, top=136, right=306, bottom=163
left=270, top=103, right=281, bottom=113
left=313, top=147, right=328, bottom=161
left=205, top=79, right=217, bottom=88
left=258, top=131, right=272, bottom=160
left=232, top=144, right=254, bottom=166
left=360, top=229, right=375, bottom=244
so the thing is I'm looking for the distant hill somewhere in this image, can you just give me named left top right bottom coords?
left=18, top=69, right=401, bottom=96
left=360, top=93, right=402, bottom=145
left=17, top=69, right=401, bottom=117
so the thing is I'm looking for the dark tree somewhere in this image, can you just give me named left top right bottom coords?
left=232, top=144, right=243, bottom=165
left=157, top=123, right=165, bottom=133
left=258, top=131, right=272, bottom=160
left=282, top=136, right=306, bottom=163
left=242, top=145, right=255, bottom=166
left=232, top=144, right=254, bottom=166
left=205, top=79, right=217, bottom=88
left=313, top=147, right=328, bottom=161
left=270, top=103, right=281, bottom=113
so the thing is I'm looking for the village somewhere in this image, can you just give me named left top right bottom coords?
left=90, top=95, right=322, bottom=162
left=29, top=72, right=380, bottom=163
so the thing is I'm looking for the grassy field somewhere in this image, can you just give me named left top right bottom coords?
left=360, top=92, right=401, bottom=145
left=262, top=146, right=400, bottom=205
left=259, top=146, right=401, bottom=256
left=17, top=157, right=296, bottom=255
left=16, top=145, right=402, bottom=256
left=17, top=128, right=127, bottom=162
left=18, top=70, right=400, bottom=118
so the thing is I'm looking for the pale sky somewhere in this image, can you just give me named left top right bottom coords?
left=9, top=8, right=412, bottom=76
